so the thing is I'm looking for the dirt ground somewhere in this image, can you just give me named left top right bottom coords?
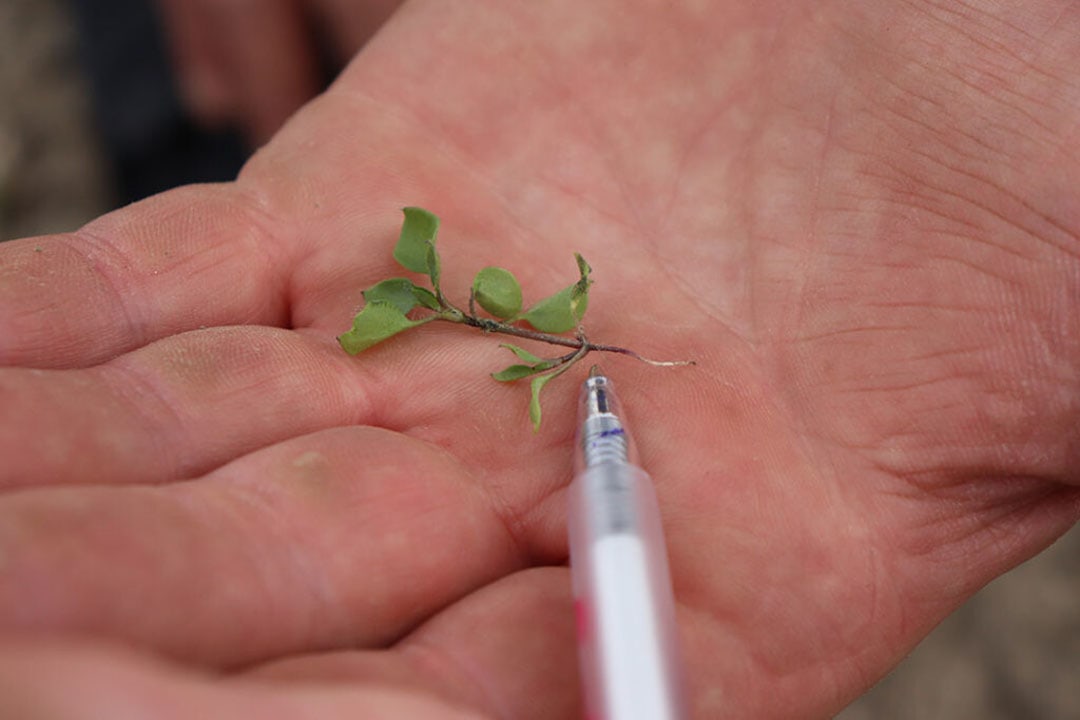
left=0, top=0, right=107, bottom=240
left=1, top=1, right=1076, bottom=717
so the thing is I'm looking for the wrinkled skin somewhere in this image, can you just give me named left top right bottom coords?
left=1, top=1, right=1078, bottom=718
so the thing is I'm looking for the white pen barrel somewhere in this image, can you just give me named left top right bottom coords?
left=568, top=462, right=687, bottom=720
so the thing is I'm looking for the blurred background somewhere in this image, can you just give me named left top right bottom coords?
left=0, top=1, right=1076, bottom=716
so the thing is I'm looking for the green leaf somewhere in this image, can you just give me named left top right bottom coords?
left=499, top=343, right=545, bottom=364
left=426, top=240, right=441, bottom=294
left=363, top=278, right=422, bottom=314
left=529, top=372, right=559, bottom=431
left=393, top=207, right=439, bottom=274
left=338, top=300, right=425, bottom=354
left=522, top=285, right=588, bottom=333
left=362, top=278, right=442, bottom=314
left=574, top=252, right=592, bottom=281
left=491, top=346, right=558, bottom=380
left=521, top=254, right=593, bottom=333
left=571, top=252, right=592, bottom=300
left=412, top=286, right=440, bottom=310
left=492, top=364, right=547, bottom=382
left=472, top=267, right=523, bottom=319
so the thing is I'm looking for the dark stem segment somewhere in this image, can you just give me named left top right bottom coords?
left=447, top=313, right=694, bottom=367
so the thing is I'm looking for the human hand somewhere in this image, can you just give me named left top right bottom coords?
left=156, top=0, right=403, bottom=143
left=1, top=1, right=1078, bottom=717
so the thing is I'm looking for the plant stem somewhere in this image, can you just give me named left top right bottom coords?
left=442, top=312, right=694, bottom=367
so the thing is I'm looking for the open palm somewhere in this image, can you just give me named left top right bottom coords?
left=2, top=2, right=1077, bottom=718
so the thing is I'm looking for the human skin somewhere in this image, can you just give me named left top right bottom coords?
left=0, top=1, right=1078, bottom=717
left=156, top=0, right=403, bottom=142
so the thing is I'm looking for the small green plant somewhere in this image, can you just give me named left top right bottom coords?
left=339, top=207, right=692, bottom=430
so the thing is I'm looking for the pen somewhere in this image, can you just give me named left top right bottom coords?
left=568, top=367, right=688, bottom=720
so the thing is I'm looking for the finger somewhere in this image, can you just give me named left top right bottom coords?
left=313, top=0, right=405, bottom=60
left=251, top=567, right=583, bottom=720
left=158, top=0, right=321, bottom=142
left=215, top=0, right=323, bottom=144
left=0, top=427, right=523, bottom=667
left=0, top=318, right=573, bottom=495
left=397, top=567, right=583, bottom=720
left=165, top=0, right=323, bottom=143
left=155, top=0, right=236, bottom=125
left=0, top=326, right=372, bottom=489
left=0, top=640, right=486, bottom=719
left=0, top=184, right=292, bottom=369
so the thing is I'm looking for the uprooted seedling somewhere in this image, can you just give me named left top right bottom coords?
left=340, top=207, right=693, bottom=430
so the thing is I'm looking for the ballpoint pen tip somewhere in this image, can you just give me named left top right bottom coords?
left=589, top=364, right=603, bottom=378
